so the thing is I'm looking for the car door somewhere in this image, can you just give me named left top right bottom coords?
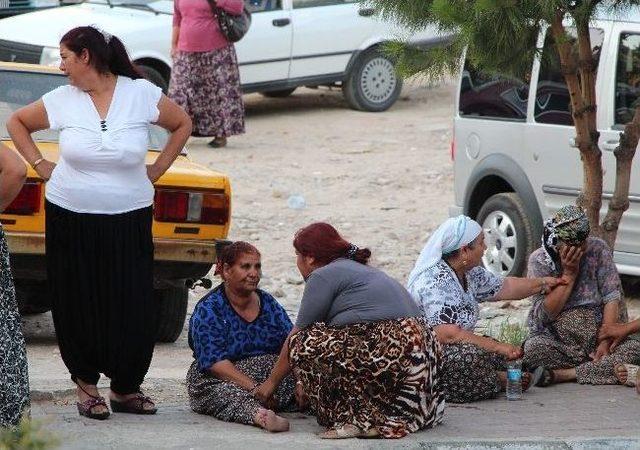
left=235, top=0, right=292, bottom=85
left=288, top=0, right=375, bottom=79
left=597, top=21, right=640, bottom=258
left=524, top=24, right=612, bottom=226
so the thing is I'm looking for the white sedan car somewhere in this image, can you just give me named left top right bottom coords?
left=0, top=0, right=445, bottom=111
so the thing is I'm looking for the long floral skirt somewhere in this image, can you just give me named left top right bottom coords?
left=440, top=342, right=506, bottom=403
left=523, top=307, right=640, bottom=384
left=168, top=45, right=245, bottom=138
left=0, top=226, right=30, bottom=427
left=289, top=317, right=445, bottom=439
left=187, top=354, right=296, bottom=424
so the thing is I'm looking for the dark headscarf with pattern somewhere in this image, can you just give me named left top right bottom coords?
left=542, top=205, right=590, bottom=272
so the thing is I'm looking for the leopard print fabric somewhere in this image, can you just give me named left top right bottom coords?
left=0, top=226, right=30, bottom=427
left=289, top=316, right=445, bottom=439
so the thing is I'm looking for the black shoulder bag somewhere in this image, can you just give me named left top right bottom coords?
left=207, top=0, right=252, bottom=43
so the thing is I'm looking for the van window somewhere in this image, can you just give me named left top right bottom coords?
left=246, top=0, right=282, bottom=12
left=534, top=28, right=604, bottom=126
left=458, top=63, right=530, bottom=121
left=615, top=33, right=640, bottom=127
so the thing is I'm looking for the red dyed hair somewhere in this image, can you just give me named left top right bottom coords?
left=214, top=241, right=261, bottom=277
left=293, top=222, right=371, bottom=266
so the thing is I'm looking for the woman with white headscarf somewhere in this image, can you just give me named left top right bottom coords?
left=407, top=215, right=564, bottom=403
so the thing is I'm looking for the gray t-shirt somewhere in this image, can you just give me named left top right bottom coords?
left=295, top=258, right=420, bottom=328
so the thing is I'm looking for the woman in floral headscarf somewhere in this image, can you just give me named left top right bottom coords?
left=407, top=215, right=565, bottom=403
left=523, top=205, right=640, bottom=386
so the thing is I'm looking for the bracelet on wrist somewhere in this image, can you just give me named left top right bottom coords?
left=31, top=157, right=45, bottom=169
left=539, top=278, right=547, bottom=295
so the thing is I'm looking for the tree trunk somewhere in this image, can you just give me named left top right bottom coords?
left=601, top=106, right=640, bottom=249
left=551, top=12, right=603, bottom=237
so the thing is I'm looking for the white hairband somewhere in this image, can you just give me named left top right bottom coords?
left=91, top=25, right=112, bottom=44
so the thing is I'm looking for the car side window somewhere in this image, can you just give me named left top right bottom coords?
left=292, top=0, right=358, bottom=8
left=245, top=0, right=282, bottom=12
left=534, top=28, right=604, bottom=126
left=615, top=32, right=640, bottom=127
left=458, top=62, right=531, bottom=121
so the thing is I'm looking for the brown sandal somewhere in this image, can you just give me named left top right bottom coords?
left=75, top=382, right=110, bottom=420
left=110, top=392, right=157, bottom=415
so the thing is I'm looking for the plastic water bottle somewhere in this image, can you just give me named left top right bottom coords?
left=506, top=360, right=523, bottom=400
left=286, top=194, right=306, bottom=210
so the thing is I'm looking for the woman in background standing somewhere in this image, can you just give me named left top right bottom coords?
left=170, top=0, right=245, bottom=148
left=0, top=144, right=28, bottom=427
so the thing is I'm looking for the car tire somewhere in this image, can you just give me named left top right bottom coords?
left=477, top=192, right=535, bottom=277
left=261, top=88, right=296, bottom=98
left=138, top=64, right=169, bottom=94
left=155, top=286, right=189, bottom=343
left=343, top=47, right=402, bottom=112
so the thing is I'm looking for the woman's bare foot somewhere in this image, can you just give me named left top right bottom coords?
left=109, top=391, right=157, bottom=412
left=254, top=408, right=289, bottom=432
left=614, top=363, right=639, bottom=387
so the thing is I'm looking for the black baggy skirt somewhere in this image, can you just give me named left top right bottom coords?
left=45, top=200, right=155, bottom=394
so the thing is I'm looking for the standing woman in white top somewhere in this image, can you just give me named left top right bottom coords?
left=7, top=26, right=192, bottom=420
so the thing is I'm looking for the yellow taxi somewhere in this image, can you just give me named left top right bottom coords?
left=0, top=62, right=231, bottom=342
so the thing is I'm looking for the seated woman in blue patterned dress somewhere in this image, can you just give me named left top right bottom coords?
left=407, top=215, right=565, bottom=403
left=187, top=241, right=295, bottom=432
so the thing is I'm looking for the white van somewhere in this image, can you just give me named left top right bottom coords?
left=451, top=10, right=640, bottom=277
left=0, top=0, right=445, bottom=111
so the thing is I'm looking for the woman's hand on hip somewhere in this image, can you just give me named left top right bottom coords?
left=35, top=160, right=56, bottom=182
left=146, top=163, right=164, bottom=183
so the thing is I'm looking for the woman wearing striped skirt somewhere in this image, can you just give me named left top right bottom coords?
left=7, top=26, right=192, bottom=420
left=253, top=223, right=445, bottom=439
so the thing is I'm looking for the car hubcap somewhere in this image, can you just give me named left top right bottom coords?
left=482, top=211, right=518, bottom=276
left=360, top=57, right=397, bottom=105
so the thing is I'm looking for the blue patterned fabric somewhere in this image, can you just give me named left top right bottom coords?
left=188, top=284, right=293, bottom=371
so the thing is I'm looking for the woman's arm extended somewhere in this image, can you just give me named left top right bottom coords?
left=253, top=326, right=299, bottom=404
left=434, top=324, right=522, bottom=360
left=494, top=276, right=565, bottom=301
left=0, top=145, right=26, bottom=211
left=147, top=95, right=192, bottom=182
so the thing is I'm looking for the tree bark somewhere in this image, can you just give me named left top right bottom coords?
left=551, top=12, right=603, bottom=237
left=601, top=106, right=640, bottom=248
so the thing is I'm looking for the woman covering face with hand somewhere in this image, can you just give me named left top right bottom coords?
left=6, top=26, right=191, bottom=420
left=407, top=215, right=565, bottom=404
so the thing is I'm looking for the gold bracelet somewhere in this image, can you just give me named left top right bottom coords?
left=31, top=157, right=45, bottom=169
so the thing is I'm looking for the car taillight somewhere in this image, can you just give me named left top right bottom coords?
left=4, top=181, right=41, bottom=215
left=154, top=189, right=229, bottom=225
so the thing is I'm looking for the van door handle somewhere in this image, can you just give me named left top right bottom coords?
left=272, top=18, right=290, bottom=27
left=602, top=140, right=619, bottom=152
left=358, top=7, right=375, bottom=17
left=569, top=137, right=578, bottom=148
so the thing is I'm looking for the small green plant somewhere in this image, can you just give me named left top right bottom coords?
left=486, top=317, right=529, bottom=347
left=0, top=417, right=59, bottom=450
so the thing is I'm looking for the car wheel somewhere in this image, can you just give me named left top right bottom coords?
left=261, top=88, right=296, bottom=98
left=343, top=48, right=402, bottom=112
left=138, top=64, right=168, bottom=94
left=155, top=286, right=189, bottom=343
left=477, top=193, right=535, bottom=277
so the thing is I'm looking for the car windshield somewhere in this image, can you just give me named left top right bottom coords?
left=0, top=70, right=169, bottom=150
left=82, top=0, right=165, bottom=9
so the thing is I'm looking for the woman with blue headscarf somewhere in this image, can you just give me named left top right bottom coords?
left=407, top=215, right=564, bottom=403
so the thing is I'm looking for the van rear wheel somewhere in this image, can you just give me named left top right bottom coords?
left=477, top=193, right=534, bottom=277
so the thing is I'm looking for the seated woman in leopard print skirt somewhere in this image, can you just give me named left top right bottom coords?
left=407, top=215, right=565, bottom=404
left=253, top=222, right=445, bottom=439
left=186, top=241, right=296, bottom=432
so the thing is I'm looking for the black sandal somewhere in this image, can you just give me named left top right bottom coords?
left=534, top=367, right=556, bottom=387
left=110, top=392, right=157, bottom=415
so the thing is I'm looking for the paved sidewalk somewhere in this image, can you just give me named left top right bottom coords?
left=29, top=379, right=640, bottom=450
